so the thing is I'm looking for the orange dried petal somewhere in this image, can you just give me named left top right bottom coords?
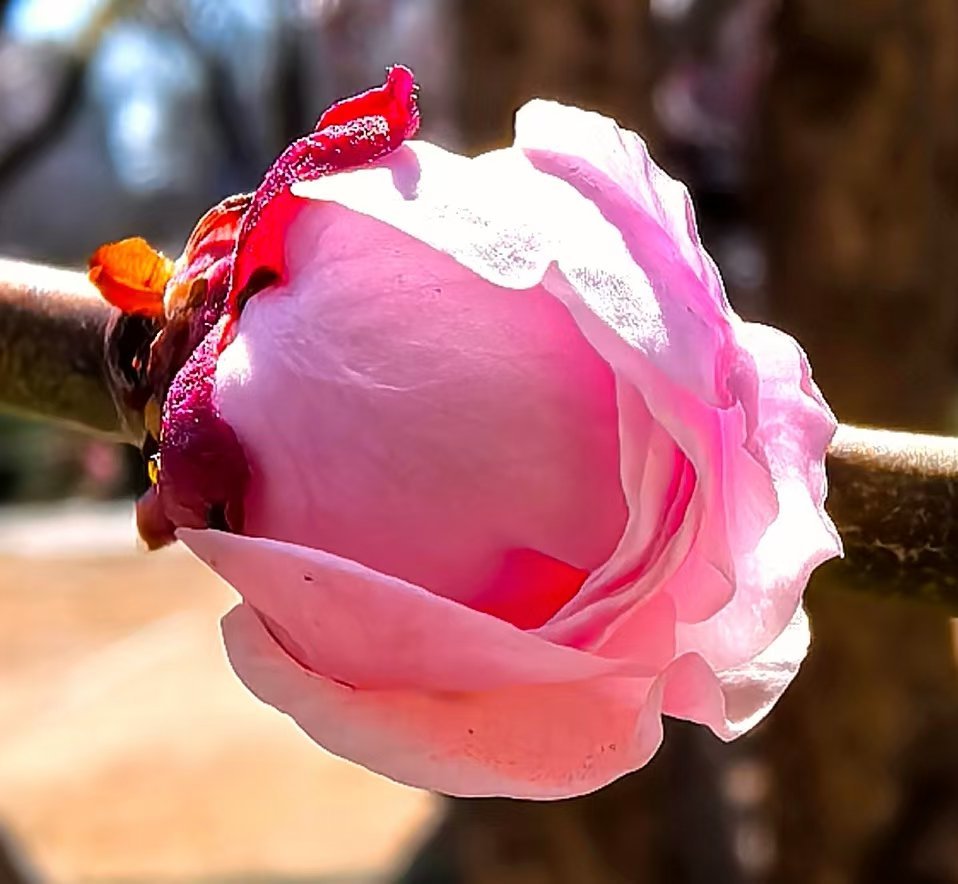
left=88, top=237, right=173, bottom=318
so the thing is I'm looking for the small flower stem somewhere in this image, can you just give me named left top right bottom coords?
left=0, top=260, right=956, bottom=610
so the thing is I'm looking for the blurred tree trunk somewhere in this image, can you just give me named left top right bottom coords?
left=757, top=2, right=958, bottom=882
left=0, top=829, right=34, bottom=884
left=410, top=2, right=958, bottom=883
left=449, top=2, right=667, bottom=880
left=401, top=3, right=742, bottom=884
left=455, top=0, right=657, bottom=151
left=401, top=722, right=741, bottom=884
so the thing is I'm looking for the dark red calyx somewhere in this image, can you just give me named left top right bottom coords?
left=138, top=316, right=249, bottom=549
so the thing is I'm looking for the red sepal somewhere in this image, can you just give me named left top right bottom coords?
left=226, top=66, right=420, bottom=321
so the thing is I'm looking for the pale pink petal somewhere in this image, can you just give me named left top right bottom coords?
left=675, top=324, right=840, bottom=671
left=222, top=602, right=669, bottom=799
left=535, top=270, right=775, bottom=634
left=507, top=103, right=836, bottom=642
left=290, top=139, right=736, bottom=407
left=713, top=607, right=812, bottom=738
left=513, top=99, right=727, bottom=312
left=533, top=383, right=695, bottom=647
left=180, top=528, right=657, bottom=694
left=663, top=607, right=812, bottom=739
left=514, top=99, right=744, bottom=410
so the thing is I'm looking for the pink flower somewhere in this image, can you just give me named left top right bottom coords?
left=95, top=68, right=841, bottom=798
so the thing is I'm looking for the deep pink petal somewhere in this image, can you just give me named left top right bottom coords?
left=153, top=316, right=250, bottom=540
left=471, top=548, right=588, bottom=630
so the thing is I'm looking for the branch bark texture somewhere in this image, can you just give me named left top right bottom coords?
left=2, top=260, right=958, bottom=616
left=0, top=259, right=142, bottom=442
left=826, top=425, right=958, bottom=612
left=0, top=259, right=117, bottom=436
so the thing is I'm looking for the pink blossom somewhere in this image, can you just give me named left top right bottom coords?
left=109, top=69, right=840, bottom=798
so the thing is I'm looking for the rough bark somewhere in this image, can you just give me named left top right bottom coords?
left=0, top=260, right=119, bottom=437
left=825, top=426, right=958, bottom=614
left=757, top=3, right=958, bottom=881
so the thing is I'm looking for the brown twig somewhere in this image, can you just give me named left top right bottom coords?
left=0, top=260, right=957, bottom=611
left=823, top=425, right=958, bottom=613
left=0, top=259, right=140, bottom=441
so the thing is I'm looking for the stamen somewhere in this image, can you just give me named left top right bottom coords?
left=147, top=454, right=160, bottom=485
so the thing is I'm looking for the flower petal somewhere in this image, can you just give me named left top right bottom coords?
left=207, top=103, right=837, bottom=779
left=663, top=607, right=812, bottom=739
left=222, top=602, right=668, bottom=799
left=291, top=137, right=732, bottom=404
left=513, top=100, right=726, bottom=310
left=675, top=324, right=841, bottom=670
left=533, top=383, right=692, bottom=639
left=230, top=66, right=420, bottom=307
left=180, top=528, right=657, bottom=694
left=288, top=135, right=777, bottom=632
left=215, top=205, right=629, bottom=618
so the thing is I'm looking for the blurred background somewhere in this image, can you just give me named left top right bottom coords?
left=1, top=0, right=958, bottom=881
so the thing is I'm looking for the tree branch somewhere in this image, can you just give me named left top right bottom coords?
left=0, top=259, right=142, bottom=442
left=0, top=260, right=957, bottom=611
left=823, top=425, right=958, bottom=612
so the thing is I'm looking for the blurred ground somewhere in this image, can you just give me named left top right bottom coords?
left=0, top=503, right=439, bottom=883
